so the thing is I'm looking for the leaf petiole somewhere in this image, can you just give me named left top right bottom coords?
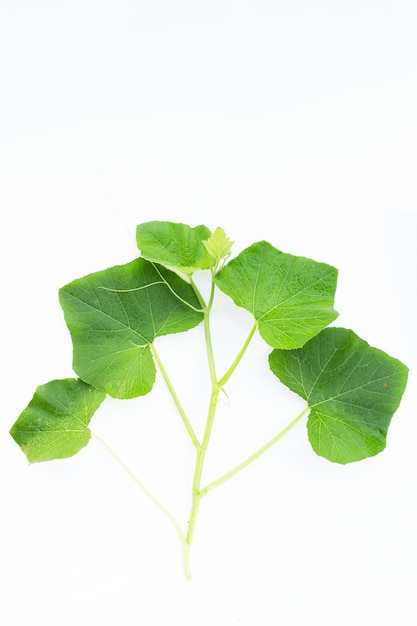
left=150, top=343, right=200, bottom=449
left=218, top=321, right=258, bottom=388
left=92, top=432, right=186, bottom=546
left=200, top=404, right=310, bottom=496
left=189, top=275, right=208, bottom=312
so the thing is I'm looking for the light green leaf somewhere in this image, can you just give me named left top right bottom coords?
left=268, top=327, right=409, bottom=464
left=9, top=379, right=106, bottom=463
left=202, top=227, right=234, bottom=270
left=136, top=221, right=213, bottom=276
left=59, top=258, right=203, bottom=399
left=215, top=241, right=338, bottom=349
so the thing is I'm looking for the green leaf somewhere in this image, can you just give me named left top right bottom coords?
left=268, top=327, right=409, bottom=464
left=59, top=258, right=203, bottom=399
left=202, top=227, right=234, bottom=270
left=9, top=379, right=106, bottom=463
left=136, top=221, right=213, bottom=276
left=214, top=241, right=338, bottom=349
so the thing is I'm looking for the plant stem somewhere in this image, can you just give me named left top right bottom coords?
left=218, top=321, right=258, bottom=388
left=150, top=343, right=200, bottom=449
left=184, top=276, right=219, bottom=577
left=200, top=404, right=310, bottom=496
left=185, top=385, right=219, bottom=546
left=189, top=276, right=217, bottom=385
left=92, top=432, right=186, bottom=546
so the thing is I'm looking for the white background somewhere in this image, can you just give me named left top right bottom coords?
left=1, top=2, right=416, bottom=625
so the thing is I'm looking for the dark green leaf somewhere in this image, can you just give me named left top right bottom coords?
left=9, top=379, right=106, bottom=463
left=215, top=241, right=338, bottom=348
left=136, top=221, right=213, bottom=275
left=269, top=327, right=409, bottom=463
left=59, top=258, right=203, bottom=399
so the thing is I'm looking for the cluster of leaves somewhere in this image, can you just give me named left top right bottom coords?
left=9, top=221, right=409, bottom=575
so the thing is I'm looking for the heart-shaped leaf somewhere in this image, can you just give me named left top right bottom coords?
left=9, top=379, right=106, bottom=463
left=59, top=258, right=203, bottom=399
left=268, top=327, right=409, bottom=463
left=136, top=221, right=213, bottom=275
left=215, top=241, right=338, bottom=349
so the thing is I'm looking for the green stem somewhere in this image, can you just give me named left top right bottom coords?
left=200, top=404, right=310, bottom=496
left=184, top=276, right=219, bottom=577
left=92, top=432, right=186, bottom=547
left=189, top=275, right=207, bottom=310
left=186, top=387, right=219, bottom=540
left=218, top=321, right=258, bottom=387
left=150, top=343, right=200, bottom=449
left=190, top=277, right=217, bottom=384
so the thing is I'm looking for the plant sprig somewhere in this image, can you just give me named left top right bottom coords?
left=9, top=220, right=409, bottom=578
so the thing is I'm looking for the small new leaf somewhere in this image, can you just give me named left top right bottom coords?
left=9, top=379, right=106, bottom=463
left=202, top=227, right=234, bottom=271
left=269, top=327, right=409, bottom=464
